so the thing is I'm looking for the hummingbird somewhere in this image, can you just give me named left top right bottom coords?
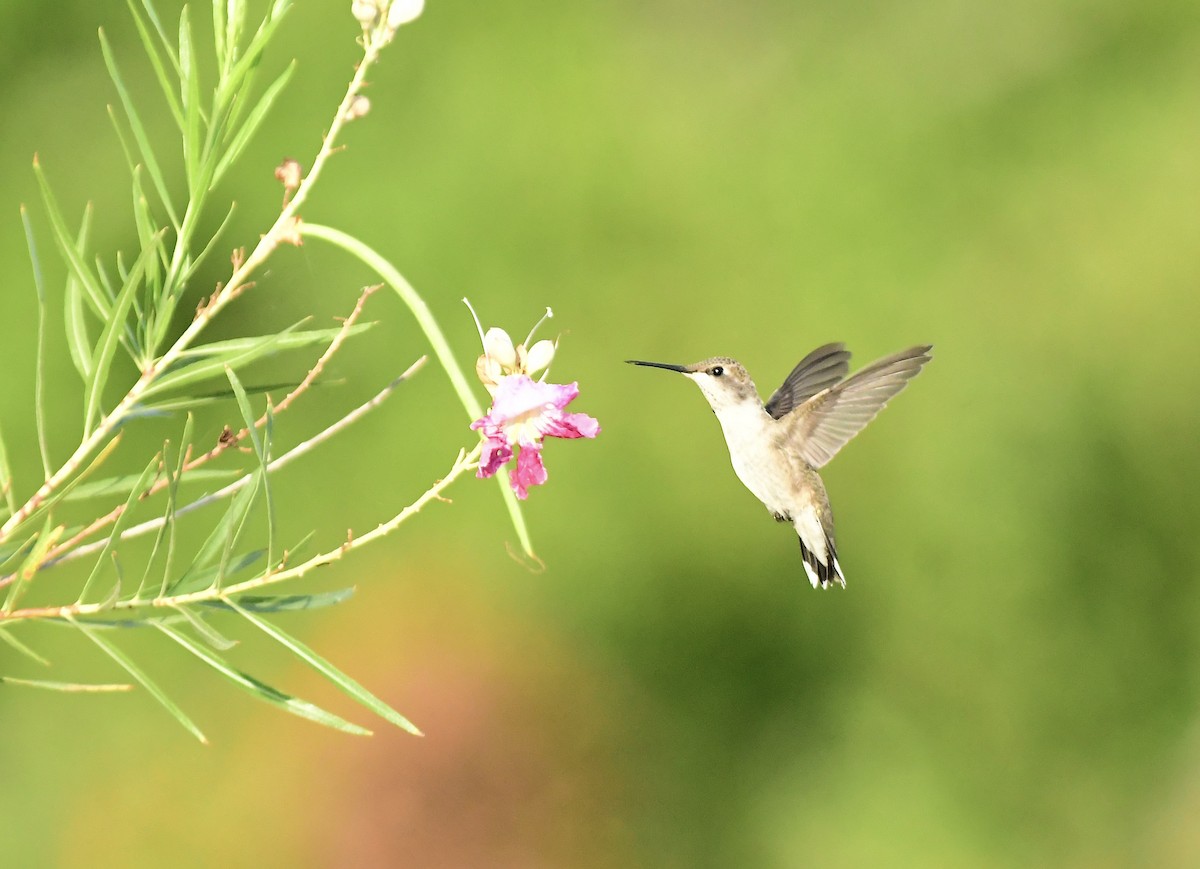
left=627, top=343, right=932, bottom=588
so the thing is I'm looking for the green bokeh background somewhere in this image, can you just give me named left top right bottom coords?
left=2, top=1, right=1199, bottom=865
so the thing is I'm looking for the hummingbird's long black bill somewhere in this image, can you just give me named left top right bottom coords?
left=625, top=360, right=688, bottom=373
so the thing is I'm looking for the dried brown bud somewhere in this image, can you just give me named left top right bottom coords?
left=274, top=158, right=302, bottom=191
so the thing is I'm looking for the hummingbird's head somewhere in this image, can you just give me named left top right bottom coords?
left=626, top=356, right=759, bottom=414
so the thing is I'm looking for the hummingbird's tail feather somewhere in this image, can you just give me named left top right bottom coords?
left=798, top=532, right=845, bottom=589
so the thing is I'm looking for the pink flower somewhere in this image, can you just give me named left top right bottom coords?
left=470, top=375, right=600, bottom=499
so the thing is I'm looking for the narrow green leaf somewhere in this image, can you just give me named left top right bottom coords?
left=0, top=533, right=39, bottom=576
left=131, top=170, right=163, bottom=357
left=22, top=206, right=53, bottom=479
left=176, top=200, right=236, bottom=287
left=179, top=6, right=203, bottom=194
left=133, top=0, right=182, bottom=72
left=0, top=416, right=17, bottom=518
left=212, top=0, right=228, bottom=77
left=199, top=587, right=355, bottom=614
left=140, top=379, right=307, bottom=413
left=99, top=29, right=180, bottom=227
left=3, top=518, right=63, bottom=615
left=224, top=368, right=275, bottom=568
left=64, top=282, right=92, bottom=381
left=71, top=615, right=207, bottom=742
left=84, top=231, right=163, bottom=435
left=152, top=619, right=371, bottom=736
left=226, top=0, right=291, bottom=88
left=176, top=324, right=374, bottom=361
left=167, top=529, right=262, bottom=597
left=32, top=159, right=109, bottom=318
left=0, top=627, right=51, bottom=666
left=170, top=604, right=237, bottom=651
left=76, top=453, right=161, bottom=605
left=17, top=436, right=123, bottom=535
left=125, top=0, right=185, bottom=130
left=141, top=415, right=192, bottom=599
left=65, top=467, right=237, bottom=503
left=230, top=600, right=421, bottom=735
left=213, top=60, right=295, bottom=184
left=144, top=323, right=372, bottom=397
left=94, top=256, right=117, bottom=306
left=0, top=676, right=133, bottom=693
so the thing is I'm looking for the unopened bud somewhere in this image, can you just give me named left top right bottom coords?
left=274, top=158, right=302, bottom=191
left=386, top=0, right=425, bottom=30
left=344, top=95, right=371, bottom=121
left=524, top=340, right=556, bottom=376
left=351, top=0, right=380, bottom=29
left=483, top=328, right=518, bottom=369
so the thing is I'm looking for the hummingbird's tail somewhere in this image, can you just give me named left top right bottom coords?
left=798, top=532, right=845, bottom=589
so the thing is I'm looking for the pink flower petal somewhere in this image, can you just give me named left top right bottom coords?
left=539, top=410, right=600, bottom=440
left=475, top=430, right=512, bottom=479
left=470, top=372, right=598, bottom=498
left=511, top=443, right=548, bottom=499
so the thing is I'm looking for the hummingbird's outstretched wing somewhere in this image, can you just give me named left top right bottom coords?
left=764, top=343, right=851, bottom=420
left=787, top=345, right=932, bottom=468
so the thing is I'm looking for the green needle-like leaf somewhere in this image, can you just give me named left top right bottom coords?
left=229, top=599, right=422, bottom=735
left=225, top=368, right=275, bottom=566
left=0, top=676, right=133, bottom=693
left=76, top=453, right=162, bottom=605
left=125, top=0, right=185, bottom=130
left=144, top=323, right=372, bottom=398
left=0, top=627, right=51, bottom=667
left=170, top=604, right=237, bottom=651
left=133, top=0, right=182, bottom=73
left=71, top=616, right=207, bottom=743
left=179, top=6, right=203, bottom=193
left=169, top=549, right=263, bottom=599
left=141, top=415, right=192, bottom=599
left=22, top=206, right=53, bottom=480
left=83, top=232, right=164, bottom=436
left=3, top=518, right=63, bottom=615
left=213, top=60, right=295, bottom=183
left=199, top=587, right=356, bottom=613
left=63, top=204, right=96, bottom=382
left=99, top=29, right=180, bottom=228
left=65, top=467, right=237, bottom=503
left=152, top=619, right=371, bottom=736
left=32, top=159, right=110, bottom=319
left=0, top=416, right=17, bottom=519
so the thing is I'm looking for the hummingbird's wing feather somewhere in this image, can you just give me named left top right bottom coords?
left=764, top=343, right=851, bottom=420
left=789, top=345, right=932, bottom=468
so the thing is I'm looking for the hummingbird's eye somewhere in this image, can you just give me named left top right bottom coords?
left=710, top=366, right=724, bottom=377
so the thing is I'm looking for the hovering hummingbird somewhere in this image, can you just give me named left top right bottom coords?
left=627, top=343, right=932, bottom=588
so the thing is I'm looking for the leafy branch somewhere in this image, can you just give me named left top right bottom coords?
left=0, top=0, right=524, bottom=741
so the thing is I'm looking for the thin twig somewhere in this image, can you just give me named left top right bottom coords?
left=48, top=356, right=428, bottom=570
left=38, top=287, right=381, bottom=569
left=0, top=439, right=477, bottom=623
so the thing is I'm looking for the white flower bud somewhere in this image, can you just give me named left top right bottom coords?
left=524, top=339, right=556, bottom=375
left=351, top=0, right=380, bottom=29
left=386, top=0, right=424, bottom=29
left=483, top=328, right=518, bottom=369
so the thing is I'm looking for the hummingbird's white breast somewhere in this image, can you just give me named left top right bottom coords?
left=709, top=400, right=797, bottom=519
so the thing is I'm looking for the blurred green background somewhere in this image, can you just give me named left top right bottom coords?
left=2, top=0, right=1199, bottom=865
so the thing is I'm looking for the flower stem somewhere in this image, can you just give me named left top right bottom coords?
left=300, top=222, right=535, bottom=559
